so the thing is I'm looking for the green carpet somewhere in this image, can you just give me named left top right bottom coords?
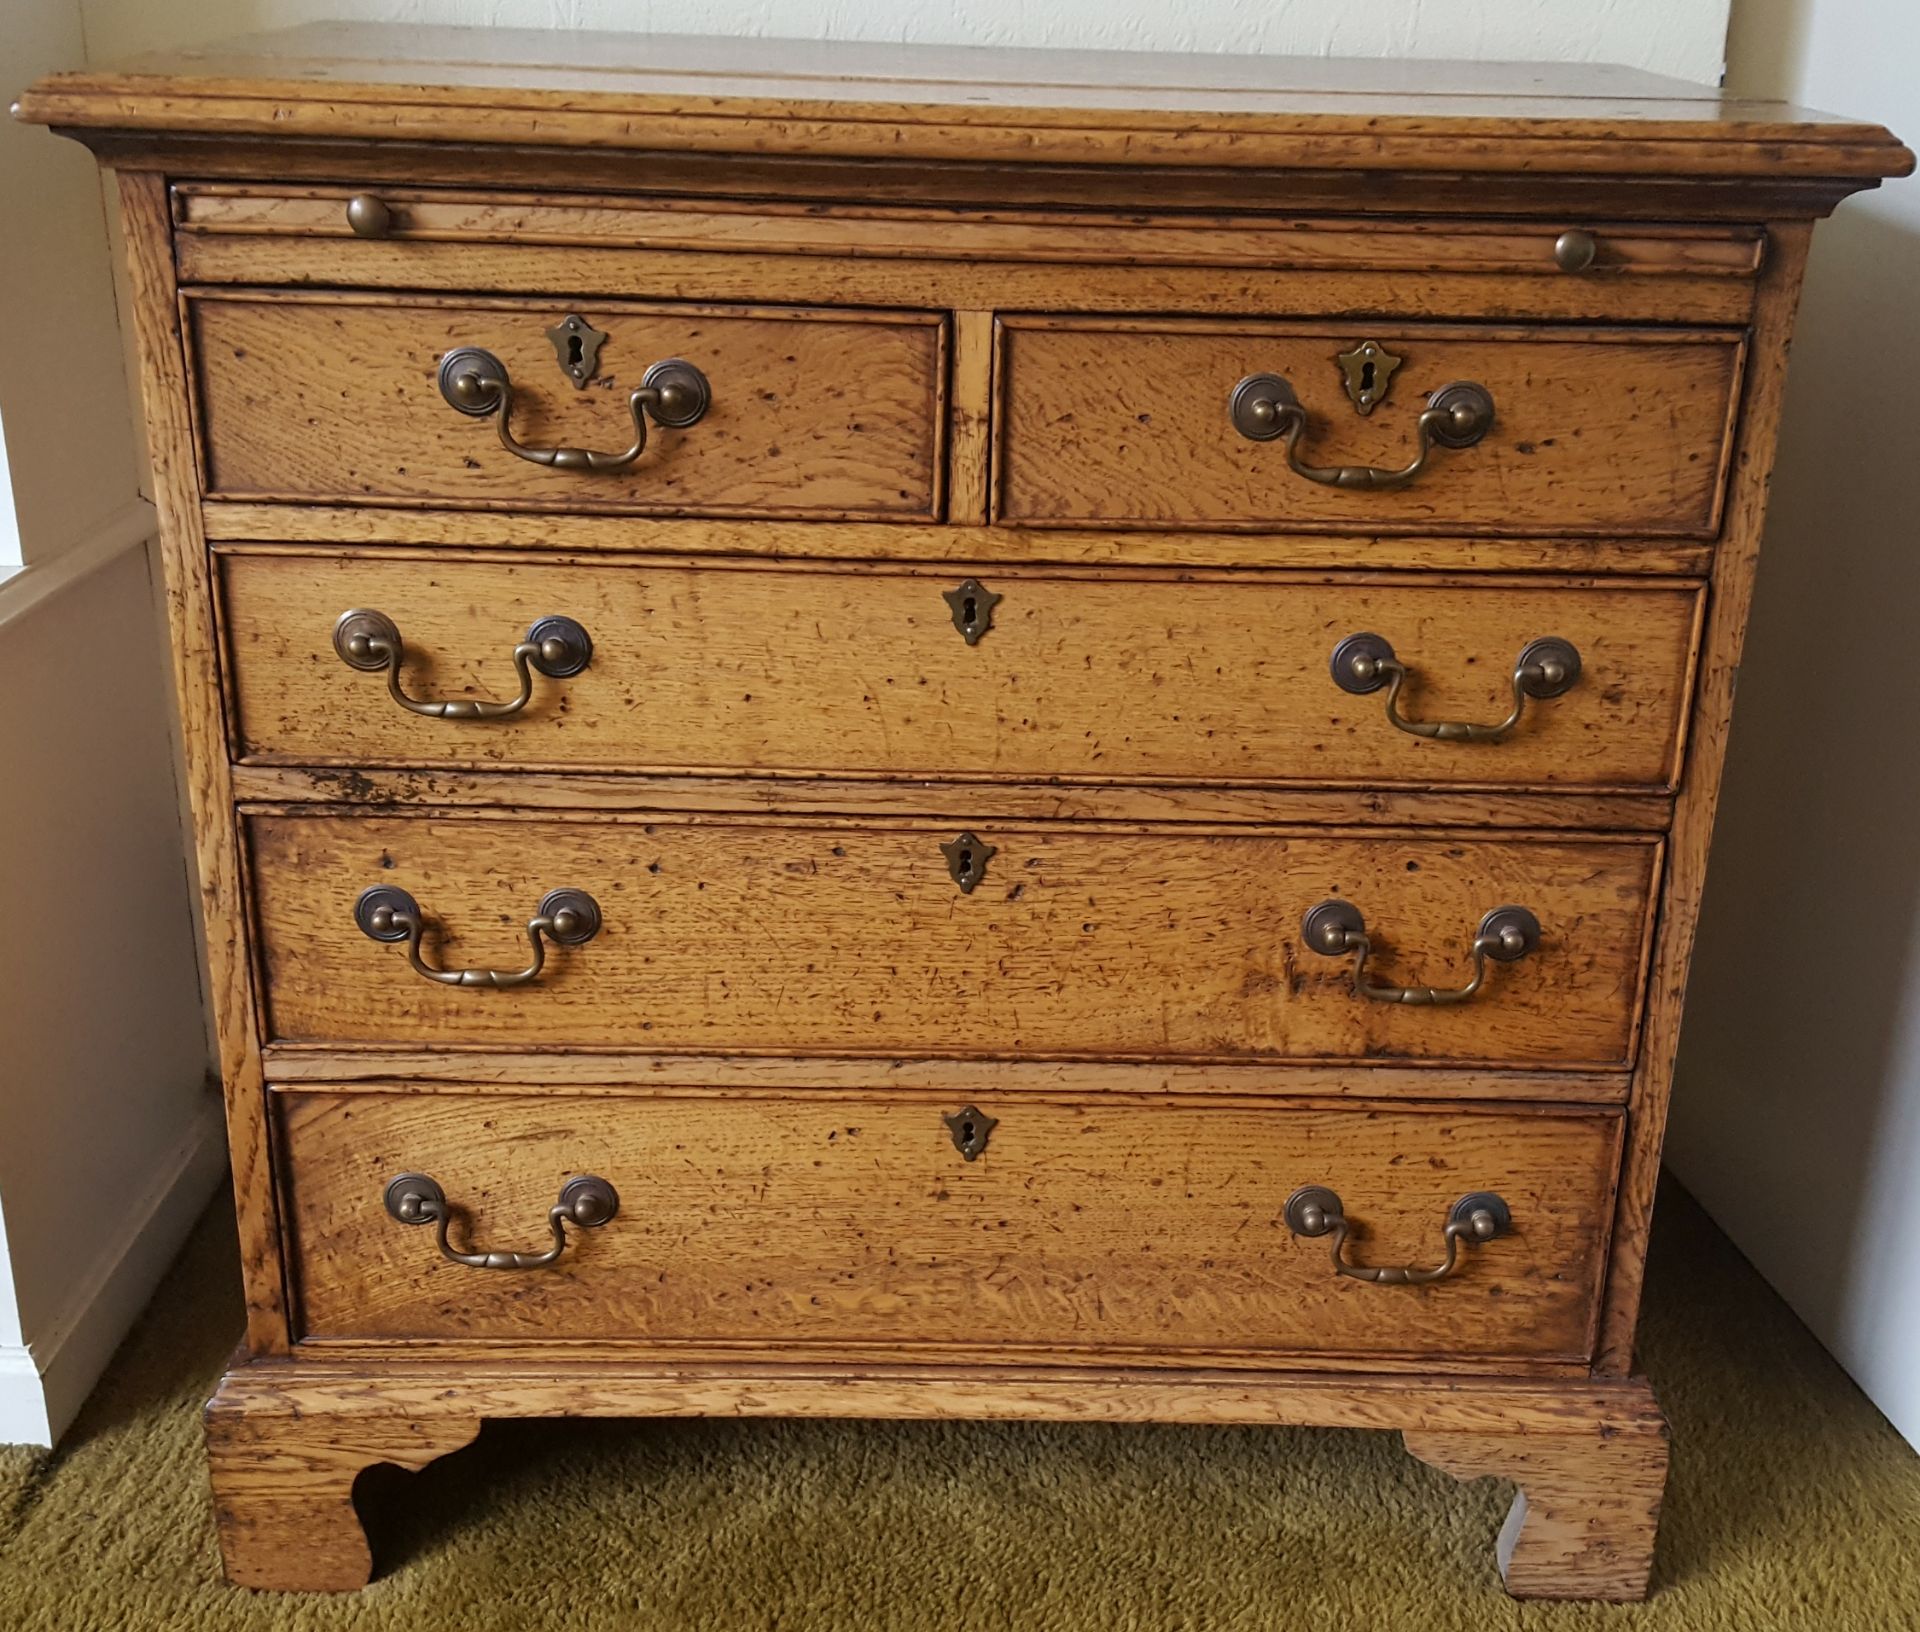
left=2, top=1179, right=1916, bottom=1630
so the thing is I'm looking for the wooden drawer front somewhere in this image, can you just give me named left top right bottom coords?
left=222, top=550, right=1700, bottom=790
left=188, top=294, right=946, bottom=519
left=248, top=814, right=1658, bottom=1067
left=277, top=1087, right=1622, bottom=1363
left=995, top=318, right=1743, bottom=537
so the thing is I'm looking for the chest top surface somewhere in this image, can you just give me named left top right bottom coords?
left=13, top=20, right=1912, bottom=198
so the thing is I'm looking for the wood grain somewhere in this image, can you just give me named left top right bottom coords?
left=259, top=1055, right=1634, bottom=1104
left=17, top=22, right=1911, bottom=182
left=201, top=507, right=1717, bottom=577
left=172, top=235, right=1767, bottom=328
left=26, top=23, right=1892, bottom=1598
left=243, top=812, right=1660, bottom=1067
left=116, top=172, right=291, bottom=1353
left=188, top=292, right=947, bottom=518
left=1405, top=1401, right=1669, bottom=1599
left=204, top=1397, right=480, bottom=1590
left=201, top=1350, right=1664, bottom=1592
left=170, top=187, right=1767, bottom=276
left=228, top=764, right=1675, bottom=834
left=997, top=318, right=1744, bottom=537
left=78, top=130, right=1901, bottom=223
left=273, top=1085, right=1619, bottom=1362
left=217, top=549, right=1703, bottom=791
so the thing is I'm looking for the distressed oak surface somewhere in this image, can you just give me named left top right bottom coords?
left=171, top=187, right=1758, bottom=268
left=1406, top=1411, right=1670, bottom=1600
left=23, top=19, right=1910, bottom=1600
left=18, top=22, right=1910, bottom=183
left=218, top=549, right=1703, bottom=790
left=246, top=812, right=1659, bottom=1066
left=201, top=1356, right=1664, bottom=1591
left=189, top=293, right=947, bottom=517
left=275, top=1086, right=1620, bottom=1361
left=997, top=319, right=1743, bottom=536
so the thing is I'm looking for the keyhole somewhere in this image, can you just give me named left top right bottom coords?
left=962, top=596, right=978, bottom=627
left=961, top=1120, right=977, bottom=1145
left=567, top=333, right=584, bottom=371
left=1360, top=360, right=1376, bottom=392
left=957, top=848, right=974, bottom=877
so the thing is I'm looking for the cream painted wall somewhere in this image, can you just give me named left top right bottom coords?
left=1666, top=0, right=1920, bottom=1452
left=77, top=0, right=1732, bottom=86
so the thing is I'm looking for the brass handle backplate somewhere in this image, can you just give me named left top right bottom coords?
left=1229, top=373, right=1495, bottom=489
left=1302, top=898, right=1541, bottom=1007
left=384, top=1172, right=619, bottom=1270
left=1329, top=632, right=1581, bottom=743
left=439, top=347, right=710, bottom=473
left=333, top=608, right=592, bottom=719
left=354, top=884, right=602, bottom=988
left=1284, top=1185, right=1512, bottom=1285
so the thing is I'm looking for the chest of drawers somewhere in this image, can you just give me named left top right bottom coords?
left=19, top=23, right=1908, bottom=1601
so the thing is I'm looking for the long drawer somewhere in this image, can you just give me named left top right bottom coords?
left=187, top=292, right=948, bottom=518
left=220, top=549, right=1702, bottom=791
left=995, top=317, right=1745, bottom=537
left=246, top=813, right=1660, bottom=1067
left=275, top=1086, right=1623, bottom=1364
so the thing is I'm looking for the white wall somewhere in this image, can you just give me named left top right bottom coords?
left=1666, top=0, right=1920, bottom=1452
left=0, top=0, right=223, bottom=1445
left=76, top=0, right=1731, bottom=87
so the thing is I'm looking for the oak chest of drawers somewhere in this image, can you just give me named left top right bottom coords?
left=20, top=23, right=1909, bottom=1601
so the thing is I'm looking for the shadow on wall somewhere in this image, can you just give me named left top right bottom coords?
left=1670, top=196, right=1920, bottom=1359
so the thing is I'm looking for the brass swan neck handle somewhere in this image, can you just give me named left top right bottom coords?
left=438, top=347, right=710, bottom=473
left=1230, top=373, right=1495, bottom=490
left=333, top=608, right=591, bottom=720
left=354, top=885, right=602, bottom=989
left=1330, top=632, right=1581, bottom=743
left=1302, top=899, right=1541, bottom=1007
left=1285, top=1185, right=1513, bottom=1285
left=384, top=1173, right=619, bottom=1271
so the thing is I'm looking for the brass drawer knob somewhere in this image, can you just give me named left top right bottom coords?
left=384, top=1172, right=618, bottom=1271
left=1229, top=373, right=1494, bottom=489
left=354, top=885, right=601, bottom=989
left=439, top=347, right=710, bottom=474
left=1302, top=899, right=1541, bottom=1007
left=344, top=193, right=392, bottom=238
left=333, top=608, right=592, bottom=720
left=1329, top=631, right=1580, bottom=742
left=1554, top=228, right=1599, bottom=273
left=1285, top=1185, right=1512, bottom=1285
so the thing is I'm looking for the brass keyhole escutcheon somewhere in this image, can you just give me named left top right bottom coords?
left=545, top=314, right=609, bottom=389
left=1337, top=340, right=1402, bottom=416
left=942, top=578, right=1001, bottom=645
left=940, top=832, right=996, bottom=894
left=944, top=1106, right=997, bottom=1161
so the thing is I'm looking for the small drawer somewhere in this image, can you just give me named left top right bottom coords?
left=995, top=317, right=1744, bottom=537
left=276, top=1086, right=1622, bottom=1364
left=187, top=292, right=947, bottom=519
left=220, top=548, right=1702, bottom=791
left=247, top=812, right=1659, bottom=1068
